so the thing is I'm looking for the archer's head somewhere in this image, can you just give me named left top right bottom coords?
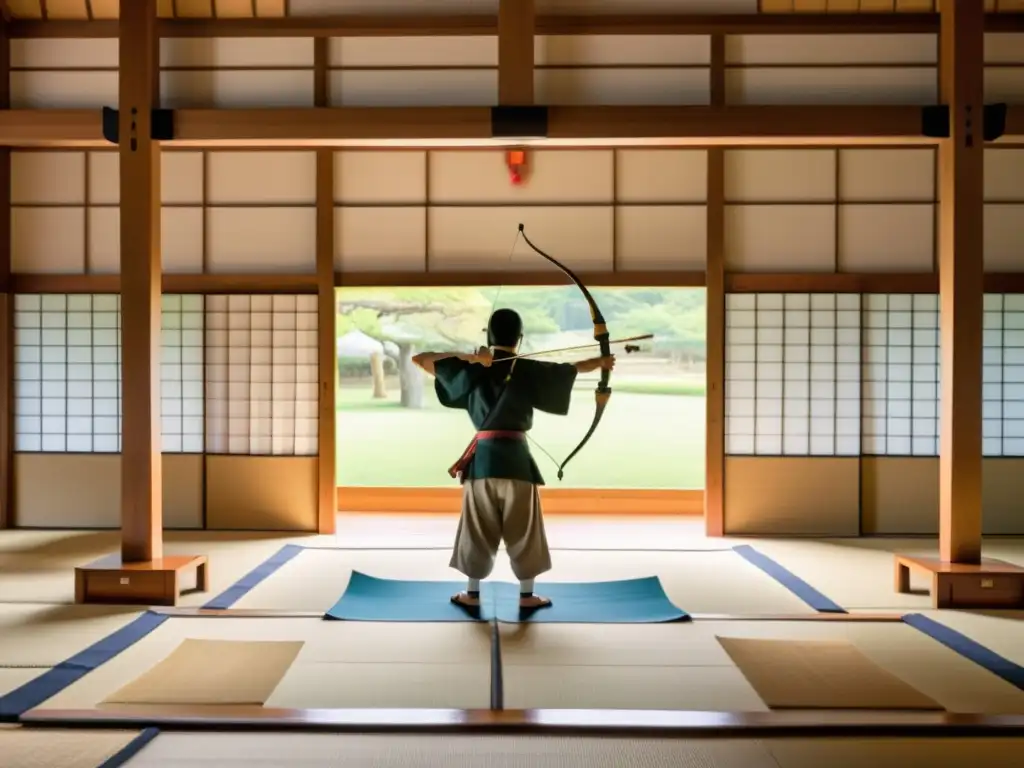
left=488, top=308, right=523, bottom=351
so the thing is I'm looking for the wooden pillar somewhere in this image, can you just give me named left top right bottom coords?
left=118, top=0, right=163, bottom=562
left=704, top=35, right=726, bottom=536
left=938, top=0, right=985, bottom=565
left=0, top=22, right=11, bottom=530
left=498, top=0, right=534, bottom=105
left=314, top=38, right=337, bottom=534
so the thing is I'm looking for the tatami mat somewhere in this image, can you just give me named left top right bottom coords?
left=500, top=620, right=1024, bottom=713
left=0, top=725, right=143, bottom=768
left=0, top=604, right=143, bottom=667
left=0, top=669, right=45, bottom=698
left=232, top=547, right=814, bottom=615
left=913, top=610, right=1024, bottom=666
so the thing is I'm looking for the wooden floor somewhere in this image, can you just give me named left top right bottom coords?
left=3, top=514, right=1024, bottom=766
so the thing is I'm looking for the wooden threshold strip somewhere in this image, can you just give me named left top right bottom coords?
left=22, top=706, right=1024, bottom=736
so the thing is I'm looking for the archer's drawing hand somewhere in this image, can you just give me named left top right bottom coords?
left=599, top=355, right=616, bottom=371
left=575, top=354, right=615, bottom=374
left=473, top=347, right=493, bottom=367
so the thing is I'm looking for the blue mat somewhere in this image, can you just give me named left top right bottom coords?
left=732, top=544, right=847, bottom=613
left=904, top=613, right=1024, bottom=691
left=204, top=543, right=304, bottom=609
left=324, top=572, right=689, bottom=624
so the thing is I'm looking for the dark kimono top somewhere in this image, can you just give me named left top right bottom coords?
left=433, top=352, right=578, bottom=484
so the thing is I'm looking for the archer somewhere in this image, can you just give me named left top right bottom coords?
left=412, top=308, right=615, bottom=611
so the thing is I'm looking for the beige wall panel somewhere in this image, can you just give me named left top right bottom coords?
left=615, top=206, right=707, bottom=271
left=11, top=152, right=86, bottom=205
left=725, top=34, right=937, bottom=64
left=160, top=71, right=314, bottom=108
left=290, top=0, right=493, bottom=13
left=207, top=152, right=316, bottom=205
left=13, top=454, right=202, bottom=529
left=983, top=459, right=1024, bottom=535
left=330, top=70, right=496, bottom=107
left=724, top=457, right=859, bottom=536
left=861, top=457, right=938, bottom=535
left=724, top=205, right=835, bottom=272
left=538, top=0, right=758, bottom=11
left=985, top=69, right=1024, bottom=103
left=88, top=207, right=120, bottom=275
left=335, top=207, right=427, bottom=272
left=428, top=207, right=613, bottom=272
left=616, top=150, right=707, bottom=203
left=206, top=208, right=316, bottom=273
left=88, top=152, right=118, bottom=205
left=11, top=208, right=86, bottom=274
left=985, top=149, right=1024, bottom=201
left=160, top=37, right=314, bottom=67
left=535, top=68, right=710, bottom=106
left=986, top=33, right=1024, bottom=64
left=838, top=205, right=934, bottom=272
left=984, top=204, right=1024, bottom=272
left=335, top=151, right=427, bottom=204
left=10, top=39, right=118, bottom=68
left=329, top=36, right=497, bottom=67
left=724, top=150, right=835, bottom=203
left=535, top=35, right=710, bottom=65
left=162, top=152, right=205, bottom=205
left=838, top=149, right=935, bottom=202
left=205, top=455, right=317, bottom=531
left=726, top=69, right=936, bottom=105
left=429, top=150, right=613, bottom=204
left=162, top=207, right=204, bottom=274
left=10, top=72, right=118, bottom=109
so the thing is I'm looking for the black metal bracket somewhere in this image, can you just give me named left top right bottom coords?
left=921, top=103, right=1007, bottom=142
left=491, top=106, right=548, bottom=139
left=101, top=106, right=176, bottom=147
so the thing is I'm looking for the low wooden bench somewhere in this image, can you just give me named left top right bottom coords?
left=894, top=554, right=1024, bottom=609
left=75, top=554, right=209, bottom=607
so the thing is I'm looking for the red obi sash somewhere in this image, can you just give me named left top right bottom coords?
left=448, top=430, right=525, bottom=482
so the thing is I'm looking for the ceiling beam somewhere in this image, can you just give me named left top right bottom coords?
left=8, top=12, right=1024, bottom=38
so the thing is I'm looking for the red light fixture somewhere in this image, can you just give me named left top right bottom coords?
left=506, top=149, right=527, bottom=186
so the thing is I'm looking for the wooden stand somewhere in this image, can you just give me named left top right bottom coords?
left=75, top=554, right=209, bottom=607
left=894, top=554, right=1024, bottom=610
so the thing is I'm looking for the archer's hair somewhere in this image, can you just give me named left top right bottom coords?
left=488, top=308, right=523, bottom=347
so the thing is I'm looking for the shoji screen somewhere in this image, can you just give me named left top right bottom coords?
left=984, top=294, right=1024, bottom=457
left=204, top=294, right=319, bottom=456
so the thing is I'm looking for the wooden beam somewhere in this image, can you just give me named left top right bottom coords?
left=0, top=21, right=11, bottom=530
left=10, top=273, right=319, bottom=294
left=118, top=0, right=163, bottom=563
left=4, top=105, right=1024, bottom=148
left=334, top=270, right=706, bottom=288
left=8, top=12, right=1024, bottom=38
left=498, top=0, right=534, bottom=106
left=705, top=35, right=726, bottom=538
left=937, top=0, right=985, bottom=566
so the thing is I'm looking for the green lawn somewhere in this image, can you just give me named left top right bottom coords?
left=336, top=384, right=706, bottom=489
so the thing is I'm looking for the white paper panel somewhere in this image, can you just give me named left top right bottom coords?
left=10, top=39, right=118, bottom=68
left=88, top=152, right=119, bottom=205
left=839, top=205, right=934, bottom=273
left=538, top=0, right=756, bottom=11
left=161, top=71, right=314, bottom=108
left=11, top=152, right=86, bottom=205
left=88, top=208, right=120, bottom=275
left=161, top=38, right=314, bottom=67
left=162, top=207, right=205, bottom=274
left=428, top=207, right=613, bottom=272
left=985, top=204, right=1024, bottom=272
left=536, top=68, right=709, bottom=105
left=330, top=70, right=496, bottom=107
left=985, top=68, right=1024, bottom=103
left=329, top=37, right=497, bottom=67
left=429, top=150, right=613, bottom=204
left=11, top=208, right=86, bottom=274
left=535, top=35, right=710, bottom=66
left=289, top=0, right=495, bottom=14
left=335, top=207, right=427, bottom=273
left=207, top=152, right=317, bottom=205
left=615, top=150, right=707, bottom=204
left=86, top=152, right=205, bottom=205
left=985, top=33, right=1024, bottom=64
left=724, top=150, right=835, bottom=203
left=160, top=294, right=206, bottom=453
left=615, top=206, right=707, bottom=271
left=726, top=34, right=937, bottom=65
left=985, top=149, right=1024, bottom=201
left=839, top=149, right=935, bottom=202
left=335, top=151, right=427, bottom=204
left=726, top=68, right=936, bottom=105
left=10, top=72, right=118, bottom=108
left=724, top=206, right=835, bottom=272
left=206, top=208, right=317, bottom=273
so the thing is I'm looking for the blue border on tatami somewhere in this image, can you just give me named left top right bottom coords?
left=203, top=544, right=304, bottom=610
left=903, top=613, right=1024, bottom=691
left=97, top=727, right=161, bottom=768
left=732, top=544, right=847, bottom=613
left=0, top=611, right=168, bottom=721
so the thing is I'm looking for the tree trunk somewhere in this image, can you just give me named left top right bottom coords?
left=397, top=342, right=424, bottom=409
left=370, top=352, right=387, bottom=399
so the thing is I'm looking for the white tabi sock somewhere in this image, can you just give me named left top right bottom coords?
left=467, top=578, right=481, bottom=594
left=519, top=578, right=534, bottom=596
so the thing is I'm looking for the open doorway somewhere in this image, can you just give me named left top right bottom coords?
left=334, top=285, right=706, bottom=524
